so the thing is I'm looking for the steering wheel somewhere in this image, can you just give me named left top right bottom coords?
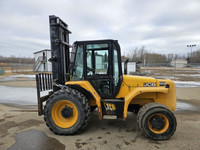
left=87, top=67, right=95, bottom=72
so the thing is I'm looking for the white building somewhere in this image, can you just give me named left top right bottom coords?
left=122, top=61, right=136, bottom=74
left=33, top=49, right=52, bottom=72
left=171, top=59, right=187, bottom=68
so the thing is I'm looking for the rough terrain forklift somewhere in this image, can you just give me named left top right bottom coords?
left=36, top=15, right=177, bottom=140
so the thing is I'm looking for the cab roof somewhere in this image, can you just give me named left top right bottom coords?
left=74, top=39, right=118, bottom=44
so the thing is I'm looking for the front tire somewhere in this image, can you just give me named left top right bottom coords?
left=44, top=87, right=91, bottom=135
left=137, top=103, right=177, bottom=140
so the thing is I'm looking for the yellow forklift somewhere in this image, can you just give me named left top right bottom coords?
left=36, top=15, right=177, bottom=140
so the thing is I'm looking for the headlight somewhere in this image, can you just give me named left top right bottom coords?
left=159, top=82, right=166, bottom=86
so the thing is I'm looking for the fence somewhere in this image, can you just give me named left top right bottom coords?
left=0, top=63, right=34, bottom=73
left=143, top=63, right=200, bottom=68
left=126, top=62, right=200, bottom=81
left=1, top=62, right=200, bottom=81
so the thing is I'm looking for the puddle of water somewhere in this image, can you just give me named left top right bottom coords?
left=0, top=85, right=51, bottom=105
left=8, top=129, right=65, bottom=150
left=0, top=85, right=37, bottom=104
left=176, top=101, right=198, bottom=112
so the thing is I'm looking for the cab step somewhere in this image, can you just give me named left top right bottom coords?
left=103, top=115, right=117, bottom=119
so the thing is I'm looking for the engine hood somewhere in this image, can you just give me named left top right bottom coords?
left=123, top=75, right=157, bottom=87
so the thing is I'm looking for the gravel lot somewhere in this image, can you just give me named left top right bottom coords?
left=0, top=72, right=200, bottom=150
left=0, top=87, right=200, bottom=150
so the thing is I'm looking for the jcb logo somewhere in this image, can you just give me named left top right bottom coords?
left=104, top=103, right=116, bottom=111
left=144, top=83, right=156, bottom=87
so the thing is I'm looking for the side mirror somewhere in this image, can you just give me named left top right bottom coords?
left=66, top=73, right=70, bottom=81
left=48, top=56, right=57, bottom=62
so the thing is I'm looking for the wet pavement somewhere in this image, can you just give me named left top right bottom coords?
left=8, top=129, right=65, bottom=150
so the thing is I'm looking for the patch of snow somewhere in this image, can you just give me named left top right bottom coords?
left=153, top=76, right=178, bottom=80
left=10, top=74, right=35, bottom=78
left=174, top=81, right=200, bottom=87
left=176, top=101, right=198, bottom=111
left=0, top=74, right=35, bottom=81
left=177, top=74, right=200, bottom=77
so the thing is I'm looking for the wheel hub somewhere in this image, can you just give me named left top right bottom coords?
left=61, top=106, right=73, bottom=118
left=150, top=115, right=164, bottom=130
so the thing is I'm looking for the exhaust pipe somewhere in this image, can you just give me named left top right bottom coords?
left=124, top=59, right=129, bottom=75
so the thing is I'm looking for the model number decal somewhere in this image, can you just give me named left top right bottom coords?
left=143, top=83, right=156, bottom=87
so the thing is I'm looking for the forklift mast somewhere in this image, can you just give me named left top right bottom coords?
left=49, top=15, right=72, bottom=91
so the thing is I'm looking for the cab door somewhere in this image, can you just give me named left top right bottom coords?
left=84, top=41, right=122, bottom=98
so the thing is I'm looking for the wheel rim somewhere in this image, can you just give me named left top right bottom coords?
left=148, top=113, right=169, bottom=134
left=51, top=100, right=78, bottom=128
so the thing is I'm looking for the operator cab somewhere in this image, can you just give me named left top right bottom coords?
left=71, top=40, right=123, bottom=98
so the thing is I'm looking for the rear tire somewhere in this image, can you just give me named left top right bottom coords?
left=44, top=87, right=91, bottom=135
left=137, top=103, right=176, bottom=140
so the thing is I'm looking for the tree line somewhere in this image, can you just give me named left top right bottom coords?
left=122, top=46, right=200, bottom=64
left=0, top=55, right=34, bottom=64
left=0, top=47, right=199, bottom=65
left=189, top=50, right=200, bottom=63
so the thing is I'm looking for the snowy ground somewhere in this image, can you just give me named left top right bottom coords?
left=177, top=74, right=200, bottom=77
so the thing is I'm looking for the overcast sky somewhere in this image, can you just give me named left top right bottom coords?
left=0, top=0, right=200, bottom=57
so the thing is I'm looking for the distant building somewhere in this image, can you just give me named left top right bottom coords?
left=122, top=61, right=141, bottom=74
left=171, top=59, right=187, bottom=68
left=33, top=49, right=52, bottom=72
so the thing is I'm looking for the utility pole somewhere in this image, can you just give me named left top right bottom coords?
left=187, top=44, right=196, bottom=62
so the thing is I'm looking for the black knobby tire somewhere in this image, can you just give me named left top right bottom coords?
left=137, top=103, right=177, bottom=140
left=44, top=87, right=91, bottom=135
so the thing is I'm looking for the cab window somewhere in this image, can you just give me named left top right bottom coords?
left=72, top=45, right=83, bottom=80
left=86, top=44, right=109, bottom=76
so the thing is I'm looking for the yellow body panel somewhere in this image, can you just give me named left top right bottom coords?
left=65, top=81, right=102, bottom=119
left=116, top=75, right=176, bottom=118
left=65, top=75, right=176, bottom=119
left=116, top=75, right=157, bottom=98
left=155, top=79, right=176, bottom=111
